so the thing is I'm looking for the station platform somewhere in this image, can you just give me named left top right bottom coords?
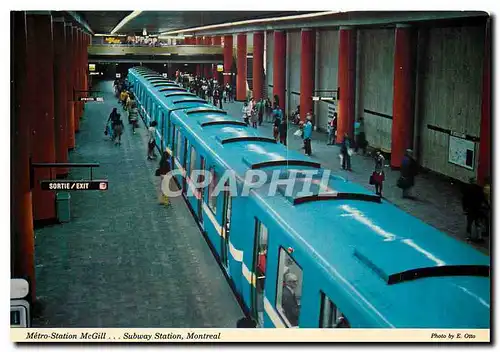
left=220, top=100, right=489, bottom=256
left=32, top=81, right=244, bottom=327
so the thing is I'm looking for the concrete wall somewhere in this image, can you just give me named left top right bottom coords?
left=287, top=31, right=301, bottom=116
left=357, top=28, right=395, bottom=152
left=265, top=31, right=274, bottom=98
left=316, top=29, right=340, bottom=131
left=417, top=25, right=484, bottom=182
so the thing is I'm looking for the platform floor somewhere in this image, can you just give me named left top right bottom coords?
left=218, top=99, right=489, bottom=255
left=32, top=81, right=244, bottom=328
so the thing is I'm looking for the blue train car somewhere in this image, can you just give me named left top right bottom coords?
left=128, top=67, right=490, bottom=329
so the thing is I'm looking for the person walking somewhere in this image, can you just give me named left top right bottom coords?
left=340, top=133, right=352, bottom=171
left=398, top=149, right=418, bottom=199
left=147, top=121, right=158, bottom=160
left=112, top=113, right=124, bottom=145
left=156, top=150, right=172, bottom=206
left=370, top=150, right=385, bottom=196
left=106, top=107, right=120, bottom=141
left=128, top=102, right=139, bottom=134
left=303, top=114, right=313, bottom=156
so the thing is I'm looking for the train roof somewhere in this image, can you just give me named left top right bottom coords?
left=128, top=67, right=490, bottom=327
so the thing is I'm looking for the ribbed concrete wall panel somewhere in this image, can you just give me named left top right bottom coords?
left=317, top=29, right=339, bottom=131
left=418, top=25, right=484, bottom=182
left=358, top=29, right=395, bottom=152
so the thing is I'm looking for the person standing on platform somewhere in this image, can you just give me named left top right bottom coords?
left=256, top=98, right=264, bottom=126
left=354, top=117, right=367, bottom=155
left=279, top=117, right=288, bottom=146
left=242, top=102, right=250, bottom=126
left=370, top=150, right=385, bottom=196
left=250, top=108, right=258, bottom=128
left=147, top=121, right=158, bottom=160
left=303, top=114, right=313, bottom=156
left=265, top=97, right=272, bottom=122
left=112, top=113, right=124, bottom=146
left=218, top=86, right=224, bottom=110
left=462, top=178, right=486, bottom=243
left=398, top=149, right=418, bottom=199
left=340, top=133, right=352, bottom=171
left=327, top=113, right=337, bottom=145
left=272, top=104, right=283, bottom=141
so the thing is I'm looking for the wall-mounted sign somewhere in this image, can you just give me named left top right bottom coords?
left=78, top=97, right=104, bottom=102
left=90, top=72, right=101, bottom=76
left=449, top=133, right=475, bottom=170
left=40, top=180, right=109, bottom=191
left=217, top=64, right=224, bottom=72
left=88, top=64, right=96, bottom=72
left=104, top=37, right=122, bottom=44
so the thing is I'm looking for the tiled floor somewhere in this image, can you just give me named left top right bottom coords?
left=32, top=81, right=243, bottom=328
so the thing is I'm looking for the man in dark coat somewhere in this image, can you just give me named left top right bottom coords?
left=399, top=149, right=418, bottom=198
left=462, top=178, right=486, bottom=243
left=282, top=273, right=300, bottom=326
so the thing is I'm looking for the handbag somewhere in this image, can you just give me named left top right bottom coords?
left=155, top=168, right=161, bottom=177
left=347, top=148, right=353, bottom=156
left=369, top=173, right=375, bottom=185
left=397, top=176, right=406, bottom=189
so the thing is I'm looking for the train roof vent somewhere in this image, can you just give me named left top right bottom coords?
left=292, top=192, right=381, bottom=205
left=173, top=99, right=206, bottom=104
left=158, top=87, right=186, bottom=92
left=149, top=80, right=174, bottom=85
left=200, top=120, right=247, bottom=127
left=154, top=83, right=178, bottom=87
left=220, top=136, right=277, bottom=146
left=164, top=92, right=197, bottom=98
left=353, top=248, right=489, bottom=285
left=186, top=108, right=227, bottom=115
left=242, top=157, right=320, bottom=170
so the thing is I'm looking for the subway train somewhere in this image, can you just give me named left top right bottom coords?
left=127, top=67, right=490, bottom=329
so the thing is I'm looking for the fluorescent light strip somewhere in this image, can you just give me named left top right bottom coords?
left=160, top=11, right=339, bottom=35
left=111, top=10, right=143, bottom=35
left=94, top=33, right=127, bottom=37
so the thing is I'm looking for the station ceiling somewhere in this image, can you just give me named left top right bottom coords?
left=79, top=11, right=311, bottom=35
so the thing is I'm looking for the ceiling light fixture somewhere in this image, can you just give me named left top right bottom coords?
left=110, top=10, right=142, bottom=35
left=159, top=11, right=338, bottom=36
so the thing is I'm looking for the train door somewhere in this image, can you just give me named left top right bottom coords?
left=251, top=219, right=268, bottom=327
left=220, top=181, right=232, bottom=269
left=182, top=138, right=188, bottom=195
left=160, top=110, right=165, bottom=152
left=197, top=157, right=205, bottom=224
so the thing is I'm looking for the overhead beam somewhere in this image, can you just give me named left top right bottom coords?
left=66, top=11, right=94, bottom=35
left=110, top=10, right=142, bottom=35
left=184, top=11, right=487, bottom=36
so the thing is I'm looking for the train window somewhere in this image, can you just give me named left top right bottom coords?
left=208, top=167, right=217, bottom=214
left=176, top=129, right=182, bottom=162
left=276, top=247, right=303, bottom=328
left=167, top=118, right=171, bottom=146
left=189, top=146, right=197, bottom=179
left=319, top=292, right=351, bottom=328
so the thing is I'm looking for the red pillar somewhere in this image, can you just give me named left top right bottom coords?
left=223, top=35, right=233, bottom=85
left=12, top=10, right=36, bottom=301
left=72, top=26, right=80, bottom=132
left=391, top=25, right=416, bottom=168
left=236, top=33, right=247, bottom=101
left=336, top=27, right=357, bottom=143
left=66, top=24, right=75, bottom=150
left=27, top=13, right=56, bottom=221
left=78, top=29, right=84, bottom=120
left=53, top=18, right=69, bottom=176
left=478, top=18, right=491, bottom=185
left=273, top=30, right=286, bottom=109
left=253, top=32, right=264, bottom=101
left=196, top=36, right=202, bottom=45
left=213, top=36, right=221, bottom=46
left=300, top=29, right=315, bottom=122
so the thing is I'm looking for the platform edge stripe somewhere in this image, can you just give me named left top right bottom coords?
left=264, top=296, right=286, bottom=328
